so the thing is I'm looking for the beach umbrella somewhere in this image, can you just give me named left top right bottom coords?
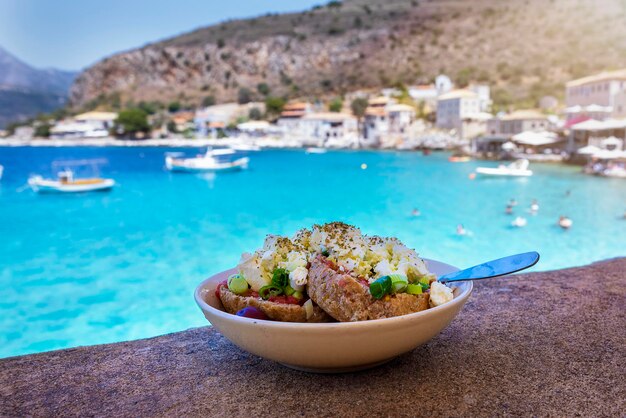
left=577, top=145, right=602, bottom=154
left=501, top=141, right=516, bottom=150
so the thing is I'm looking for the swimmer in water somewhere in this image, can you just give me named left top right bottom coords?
left=505, top=205, right=513, bottom=215
left=456, top=224, right=467, bottom=235
left=558, top=216, right=573, bottom=229
left=530, top=199, right=539, bottom=214
left=411, top=208, right=421, bottom=217
left=509, top=198, right=518, bottom=207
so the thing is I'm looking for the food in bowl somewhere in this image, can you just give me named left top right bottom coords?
left=217, top=222, right=454, bottom=322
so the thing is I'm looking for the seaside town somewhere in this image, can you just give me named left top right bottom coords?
left=2, top=69, right=626, bottom=179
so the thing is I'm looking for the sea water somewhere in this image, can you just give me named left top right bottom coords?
left=0, top=146, right=624, bottom=358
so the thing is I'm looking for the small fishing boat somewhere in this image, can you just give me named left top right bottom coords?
left=165, top=148, right=249, bottom=173
left=475, top=159, right=533, bottom=177
left=448, top=155, right=471, bottom=163
left=0, top=165, right=3, bottom=180
left=305, top=147, right=327, bottom=154
left=29, top=159, right=115, bottom=193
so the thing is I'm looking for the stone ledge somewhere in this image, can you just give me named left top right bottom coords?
left=1, top=258, right=625, bottom=417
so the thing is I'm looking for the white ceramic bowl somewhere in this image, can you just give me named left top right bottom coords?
left=194, top=259, right=472, bottom=373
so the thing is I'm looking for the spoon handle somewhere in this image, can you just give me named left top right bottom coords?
left=438, top=251, right=540, bottom=283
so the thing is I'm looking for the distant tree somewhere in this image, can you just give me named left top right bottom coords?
left=455, top=67, right=476, bottom=88
left=115, top=108, right=150, bottom=139
left=237, top=87, right=252, bottom=104
left=166, top=120, right=178, bottom=133
left=257, top=82, right=270, bottom=96
left=138, top=101, right=160, bottom=115
left=350, top=97, right=368, bottom=118
left=354, top=16, right=363, bottom=28
left=202, top=96, right=216, bottom=107
left=34, top=122, right=52, bottom=138
left=327, top=1, right=342, bottom=8
left=168, top=101, right=181, bottom=113
left=329, top=97, right=343, bottom=112
left=217, top=38, right=225, bottom=48
left=248, top=107, right=263, bottom=120
left=320, top=79, right=333, bottom=91
left=265, top=96, right=286, bottom=116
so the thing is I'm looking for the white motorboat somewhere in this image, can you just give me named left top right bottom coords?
left=305, top=147, right=327, bottom=154
left=475, top=159, right=533, bottom=177
left=0, top=165, right=3, bottom=180
left=511, top=217, right=527, bottom=228
left=230, top=144, right=261, bottom=152
left=165, top=148, right=249, bottom=173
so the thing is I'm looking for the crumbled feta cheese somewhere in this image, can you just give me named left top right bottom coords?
left=238, top=252, right=269, bottom=292
left=429, top=282, right=454, bottom=307
left=289, top=266, right=308, bottom=291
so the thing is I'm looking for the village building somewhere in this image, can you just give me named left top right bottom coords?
left=299, top=112, right=358, bottom=142
left=565, top=69, right=626, bottom=120
left=436, top=90, right=482, bottom=130
left=50, top=111, right=117, bottom=139
left=276, top=102, right=312, bottom=131
left=487, top=109, right=550, bottom=137
left=363, top=97, right=391, bottom=147
left=194, top=102, right=264, bottom=137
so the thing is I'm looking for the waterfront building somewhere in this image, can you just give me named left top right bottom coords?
left=299, top=112, right=358, bottom=144
left=276, top=102, right=313, bottom=133
left=487, top=109, right=550, bottom=137
left=50, top=111, right=117, bottom=139
left=565, top=69, right=626, bottom=120
left=195, top=102, right=265, bottom=137
left=74, top=111, right=117, bottom=129
left=568, top=118, right=626, bottom=152
left=436, top=89, right=482, bottom=130
left=363, top=97, right=391, bottom=147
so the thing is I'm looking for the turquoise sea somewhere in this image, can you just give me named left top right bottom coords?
left=0, top=146, right=625, bottom=358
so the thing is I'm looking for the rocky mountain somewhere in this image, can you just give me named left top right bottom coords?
left=0, top=46, right=76, bottom=127
left=70, top=0, right=626, bottom=111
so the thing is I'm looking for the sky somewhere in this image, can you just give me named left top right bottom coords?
left=0, top=0, right=321, bottom=71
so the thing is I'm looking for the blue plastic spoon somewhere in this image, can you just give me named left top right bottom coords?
left=438, top=251, right=540, bottom=283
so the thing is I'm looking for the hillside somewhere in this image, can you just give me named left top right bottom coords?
left=0, top=46, right=76, bottom=127
left=70, top=0, right=626, bottom=111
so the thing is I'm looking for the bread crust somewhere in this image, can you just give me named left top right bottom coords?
left=218, top=287, right=331, bottom=323
left=307, top=256, right=430, bottom=321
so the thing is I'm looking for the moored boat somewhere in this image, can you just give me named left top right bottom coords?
left=448, top=155, right=471, bottom=163
left=29, top=159, right=115, bottom=193
left=305, top=147, right=327, bottom=154
left=165, top=148, right=249, bottom=173
left=475, top=159, right=533, bottom=177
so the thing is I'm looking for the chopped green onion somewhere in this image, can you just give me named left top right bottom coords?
left=369, top=275, right=392, bottom=299
left=292, top=290, right=304, bottom=300
left=284, top=285, right=295, bottom=296
left=419, top=277, right=431, bottom=286
left=406, top=283, right=423, bottom=295
left=259, top=284, right=283, bottom=300
left=227, top=274, right=249, bottom=295
left=271, top=268, right=290, bottom=288
left=389, top=274, right=408, bottom=293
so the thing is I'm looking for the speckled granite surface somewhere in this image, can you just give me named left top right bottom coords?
left=1, top=258, right=624, bottom=417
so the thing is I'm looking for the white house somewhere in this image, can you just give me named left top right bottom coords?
left=194, top=102, right=265, bottom=137
left=565, top=69, right=626, bottom=120
left=50, top=111, right=118, bottom=139
left=299, top=112, right=357, bottom=142
left=363, top=97, right=391, bottom=146
left=276, top=102, right=312, bottom=133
